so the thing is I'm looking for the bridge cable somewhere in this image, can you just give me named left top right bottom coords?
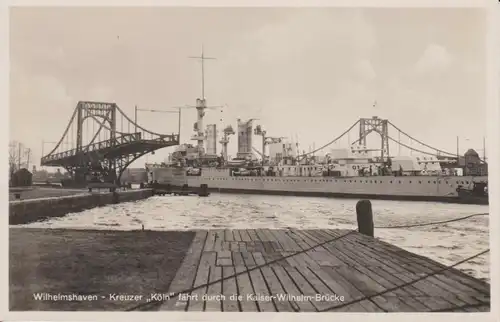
left=124, top=229, right=358, bottom=311
left=114, top=104, right=169, bottom=137
left=297, top=120, right=360, bottom=160
left=43, top=107, right=78, bottom=157
left=388, top=121, right=457, bottom=157
left=387, top=135, right=453, bottom=158
left=318, top=248, right=490, bottom=312
left=374, top=212, right=488, bottom=229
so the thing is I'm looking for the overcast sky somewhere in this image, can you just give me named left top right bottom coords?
left=9, top=7, right=487, bottom=168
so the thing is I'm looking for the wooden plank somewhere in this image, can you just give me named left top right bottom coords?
left=279, top=251, right=301, bottom=268
left=272, top=265, right=316, bottom=312
left=307, top=250, right=345, bottom=267
left=302, top=230, right=454, bottom=312
left=289, top=228, right=320, bottom=250
left=254, top=229, right=269, bottom=242
left=203, top=230, right=216, bottom=252
left=232, top=252, right=246, bottom=267
left=344, top=234, right=482, bottom=306
left=230, top=241, right=240, bottom=252
left=290, top=264, right=344, bottom=311
left=279, top=245, right=348, bottom=311
left=284, top=229, right=313, bottom=251
left=159, top=231, right=208, bottom=311
left=319, top=232, right=414, bottom=298
left=204, top=265, right=223, bottom=311
left=268, top=229, right=302, bottom=252
left=248, top=254, right=276, bottom=312
left=326, top=231, right=481, bottom=309
left=293, top=230, right=350, bottom=268
left=336, top=236, right=435, bottom=301
left=320, top=266, right=381, bottom=312
left=188, top=251, right=216, bottom=311
left=304, top=229, right=330, bottom=244
left=337, top=243, right=425, bottom=299
left=333, top=265, right=416, bottom=312
left=216, top=250, right=233, bottom=267
left=233, top=229, right=242, bottom=241
left=259, top=264, right=295, bottom=311
left=254, top=251, right=295, bottom=311
left=241, top=251, right=256, bottom=267
left=221, top=266, right=239, bottom=312
left=221, top=241, right=230, bottom=251
left=262, top=229, right=284, bottom=251
left=224, top=229, right=234, bottom=242
left=238, top=242, right=247, bottom=252
left=283, top=229, right=341, bottom=268
left=318, top=230, right=462, bottom=309
left=254, top=241, right=266, bottom=253
left=213, top=230, right=223, bottom=251
left=233, top=255, right=259, bottom=312
left=282, top=266, right=319, bottom=311
left=240, top=229, right=252, bottom=242
left=351, top=233, right=490, bottom=295
left=246, top=229, right=260, bottom=241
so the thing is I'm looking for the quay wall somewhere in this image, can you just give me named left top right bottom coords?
left=9, top=189, right=153, bottom=225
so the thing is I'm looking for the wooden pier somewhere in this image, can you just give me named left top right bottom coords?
left=156, top=228, right=490, bottom=312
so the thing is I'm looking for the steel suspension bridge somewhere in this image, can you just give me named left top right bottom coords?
left=40, top=101, right=179, bottom=185
left=41, top=99, right=483, bottom=186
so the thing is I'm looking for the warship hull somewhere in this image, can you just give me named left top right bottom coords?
left=148, top=167, right=488, bottom=204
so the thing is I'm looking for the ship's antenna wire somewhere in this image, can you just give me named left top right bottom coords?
left=189, top=44, right=216, bottom=100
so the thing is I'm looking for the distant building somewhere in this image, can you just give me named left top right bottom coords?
left=10, top=168, right=32, bottom=187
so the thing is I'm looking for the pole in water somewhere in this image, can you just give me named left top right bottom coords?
left=356, top=200, right=374, bottom=237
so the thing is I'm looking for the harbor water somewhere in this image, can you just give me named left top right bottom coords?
left=16, top=193, right=490, bottom=282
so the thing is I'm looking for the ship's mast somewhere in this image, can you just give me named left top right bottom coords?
left=189, top=45, right=216, bottom=156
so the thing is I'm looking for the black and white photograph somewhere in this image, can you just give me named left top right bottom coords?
left=6, top=4, right=493, bottom=316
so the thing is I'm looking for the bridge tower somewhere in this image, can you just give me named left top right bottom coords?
left=358, top=116, right=390, bottom=161
left=75, top=101, right=118, bottom=184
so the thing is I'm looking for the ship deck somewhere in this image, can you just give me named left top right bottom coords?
left=155, top=228, right=490, bottom=312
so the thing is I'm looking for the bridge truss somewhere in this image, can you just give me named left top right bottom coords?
left=41, top=101, right=179, bottom=184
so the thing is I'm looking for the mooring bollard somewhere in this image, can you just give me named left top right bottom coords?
left=198, top=184, right=209, bottom=197
left=112, top=191, right=119, bottom=204
left=356, top=199, right=374, bottom=237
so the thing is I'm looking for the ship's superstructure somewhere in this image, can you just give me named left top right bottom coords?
left=144, top=48, right=488, bottom=204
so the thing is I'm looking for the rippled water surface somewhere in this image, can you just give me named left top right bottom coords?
left=17, top=193, right=490, bottom=282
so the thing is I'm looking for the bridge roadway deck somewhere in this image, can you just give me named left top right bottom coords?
left=157, top=228, right=490, bottom=312
left=42, top=139, right=177, bottom=167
